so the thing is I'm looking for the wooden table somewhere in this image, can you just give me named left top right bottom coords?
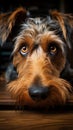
left=0, top=110, right=73, bottom=130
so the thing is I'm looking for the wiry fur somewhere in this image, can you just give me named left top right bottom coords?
left=0, top=7, right=73, bottom=108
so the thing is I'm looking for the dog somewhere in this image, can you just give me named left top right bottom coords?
left=0, top=7, right=73, bottom=108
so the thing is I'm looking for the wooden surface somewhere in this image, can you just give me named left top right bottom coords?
left=0, top=75, right=73, bottom=130
left=0, top=110, right=73, bottom=130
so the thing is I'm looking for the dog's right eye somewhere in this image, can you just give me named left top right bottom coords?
left=48, top=43, right=58, bottom=56
left=20, top=46, right=28, bottom=56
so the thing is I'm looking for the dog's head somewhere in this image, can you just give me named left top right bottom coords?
left=0, top=7, right=73, bottom=108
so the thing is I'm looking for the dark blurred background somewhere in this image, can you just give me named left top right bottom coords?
left=0, top=0, right=73, bottom=13
left=0, top=0, right=73, bottom=74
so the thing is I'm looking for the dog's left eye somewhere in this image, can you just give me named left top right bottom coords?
left=20, top=46, right=28, bottom=56
left=48, top=44, right=58, bottom=56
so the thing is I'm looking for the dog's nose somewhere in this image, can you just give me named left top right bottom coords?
left=29, top=86, right=49, bottom=101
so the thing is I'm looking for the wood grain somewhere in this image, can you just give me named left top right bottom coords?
left=0, top=110, right=73, bottom=130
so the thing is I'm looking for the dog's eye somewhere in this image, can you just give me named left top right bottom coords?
left=20, top=46, right=28, bottom=56
left=48, top=44, right=58, bottom=56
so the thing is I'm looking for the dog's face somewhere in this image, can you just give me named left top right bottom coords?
left=0, top=8, right=73, bottom=108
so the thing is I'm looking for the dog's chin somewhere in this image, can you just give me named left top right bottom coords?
left=7, top=78, right=72, bottom=109
left=16, top=89, right=70, bottom=109
left=12, top=93, right=68, bottom=110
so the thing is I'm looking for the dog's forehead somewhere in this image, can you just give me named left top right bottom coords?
left=26, top=17, right=44, bottom=24
left=18, top=16, right=63, bottom=39
left=23, top=16, right=61, bottom=31
left=22, top=17, right=50, bottom=33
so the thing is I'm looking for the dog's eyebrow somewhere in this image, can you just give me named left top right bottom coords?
left=41, top=33, right=65, bottom=54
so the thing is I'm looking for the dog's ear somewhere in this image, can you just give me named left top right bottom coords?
left=0, top=7, right=27, bottom=45
left=50, top=11, right=73, bottom=82
left=61, top=61, right=73, bottom=85
left=5, top=63, right=18, bottom=83
left=50, top=10, right=73, bottom=49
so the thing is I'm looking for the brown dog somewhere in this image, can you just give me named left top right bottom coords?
left=0, top=7, right=73, bottom=108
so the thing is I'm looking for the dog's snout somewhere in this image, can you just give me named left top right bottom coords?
left=29, top=86, right=49, bottom=101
